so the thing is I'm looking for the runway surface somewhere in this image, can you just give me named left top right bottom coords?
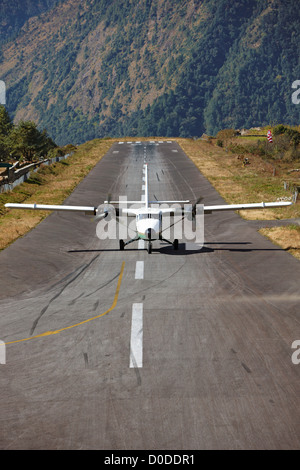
left=0, top=141, right=299, bottom=450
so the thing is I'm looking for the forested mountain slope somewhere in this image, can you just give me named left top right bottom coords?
left=0, top=0, right=64, bottom=46
left=0, top=0, right=299, bottom=145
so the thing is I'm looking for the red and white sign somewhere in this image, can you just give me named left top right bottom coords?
left=267, top=130, right=273, bottom=143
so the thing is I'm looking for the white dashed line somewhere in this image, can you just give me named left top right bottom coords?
left=135, top=261, right=144, bottom=280
left=129, top=168, right=147, bottom=368
left=130, top=303, right=143, bottom=368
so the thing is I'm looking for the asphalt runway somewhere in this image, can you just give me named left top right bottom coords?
left=0, top=141, right=299, bottom=450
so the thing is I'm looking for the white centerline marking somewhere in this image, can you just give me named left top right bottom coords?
left=130, top=303, right=143, bottom=368
left=135, top=261, right=144, bottom=279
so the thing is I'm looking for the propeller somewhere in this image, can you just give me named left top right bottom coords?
left=92, top=194, right=114, bottom=221
left=185, top=196, right=203, bottom=231
left=105, top=193, right=112, bottom=204
left=192, top=196, right=203, bottom=218
left=94, top=211, right=108, bottom=222
left=161, top=198, right=203, bottom=235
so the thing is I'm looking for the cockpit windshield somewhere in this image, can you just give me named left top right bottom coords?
left=138, top=213, right=159, bottom=220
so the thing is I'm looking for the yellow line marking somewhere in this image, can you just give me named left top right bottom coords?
left=4, top=261, right=125, bottom=346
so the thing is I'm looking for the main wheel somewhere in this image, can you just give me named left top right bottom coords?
left=119, top=239, right=125, bottom=251
left=173, top=239, right=179, bottom=250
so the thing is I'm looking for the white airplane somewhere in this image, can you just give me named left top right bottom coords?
left=5, top=164, right=292, bottom=254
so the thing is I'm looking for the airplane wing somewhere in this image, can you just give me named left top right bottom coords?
left=5, top=202, right=125, bottom=220
left=5, top=203, right=97, bottom=216
left=5, top=200, right=293, bottom=217
left=202, top=201, right=293, bottom=213
left=159, top=200, right=292, bottom=216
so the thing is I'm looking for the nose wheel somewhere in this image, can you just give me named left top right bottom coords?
left=147, top=241, right=152, bottom=254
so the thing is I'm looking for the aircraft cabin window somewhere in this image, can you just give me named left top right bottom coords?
left=138, top=213, right=159, bottom=220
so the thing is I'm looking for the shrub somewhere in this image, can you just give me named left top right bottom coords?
left=216, top=129, right=237, bottom=141
left=273, top=125, right=300, bottom=146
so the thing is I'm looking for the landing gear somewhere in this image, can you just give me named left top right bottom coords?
left=119, top=237, right=178, bottom=253
left=160, top=237, right=179, bottom=252
left=119, top=236, right=139, bottom=251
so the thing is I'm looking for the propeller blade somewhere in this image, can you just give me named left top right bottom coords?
left=104, top=193, right=112, bottom=204
left=94, top=211, right=108, bottom=221
left=92, top=200, right=121, bottom=222
left=192, top=197, right=203, bottom=217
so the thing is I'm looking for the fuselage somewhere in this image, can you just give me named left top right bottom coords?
left=136, top=210, right=161, bottom=240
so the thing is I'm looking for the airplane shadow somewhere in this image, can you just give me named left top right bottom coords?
left=159, top=242, right=284, bottom=255
left=68, top=241, right=284, bottom=255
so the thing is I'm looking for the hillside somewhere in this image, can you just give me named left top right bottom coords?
left=0, top=0, right=64, bottom=46
left=0, top=0, right=299, bottom=145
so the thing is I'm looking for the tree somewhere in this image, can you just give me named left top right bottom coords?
left=0, top=105, right=13, bottom=136
left=0, top=106, right=14, bottom=161
left=8, top=121, right=56, bottom=161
